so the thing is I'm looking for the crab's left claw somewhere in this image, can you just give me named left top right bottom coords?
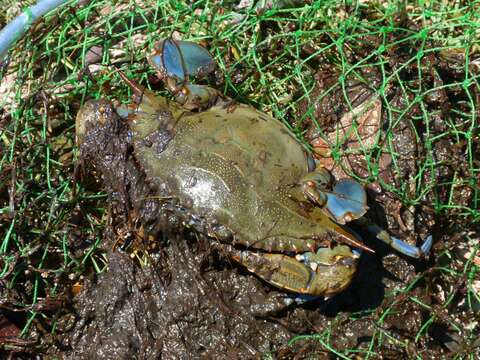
left=149, top=39, right=215, bottom=86
left=149, top=39, right=219, bottom=110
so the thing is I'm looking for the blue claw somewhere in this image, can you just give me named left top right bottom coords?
left=177, top=41, right=215, bottom=76
left=325, top=179, right=368, bottom=224
left=362, top=219, right=433, bottom=259
left=150, top=39, right=215, bottom=82
left=159, top=39, right=185, bottom=80
left=389, top=234, right=433, bottom=259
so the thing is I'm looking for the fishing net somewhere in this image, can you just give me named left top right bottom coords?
left=0, top=0, right=478, bottom=357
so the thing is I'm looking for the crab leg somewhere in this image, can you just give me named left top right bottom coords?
left=355, top=217, right=433, bottom=258
left=217, top=244, right=358, bottom=297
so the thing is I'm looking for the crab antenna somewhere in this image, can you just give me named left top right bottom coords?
left=115, top=69, right=147, bottom=101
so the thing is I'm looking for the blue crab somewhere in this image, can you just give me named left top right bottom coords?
left=76, top=40, right=432, bottom=297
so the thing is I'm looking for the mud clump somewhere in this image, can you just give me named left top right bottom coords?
left=62, top=237, right=292, bottom=359
left=58, top=230, right=435, bottom=358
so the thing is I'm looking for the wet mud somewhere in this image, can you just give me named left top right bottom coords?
left=62, top=238, right=292, bottom=359
left=58, top=221, right=439, bottom=359
left=59, top=217, right=430, bottom=359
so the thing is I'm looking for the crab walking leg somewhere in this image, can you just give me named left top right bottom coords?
left=217, top=244, right=358, bottom=297
left=0, top=0, right=71, bottom=60
left=355, top=217, right=433, bottom=259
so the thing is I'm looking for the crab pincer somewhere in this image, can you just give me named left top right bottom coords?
left=149, top=39, right=219, bottom=109
left=299, top=165, right=432, bottom=259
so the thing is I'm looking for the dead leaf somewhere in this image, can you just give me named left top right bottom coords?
left=312, top=95, right=388, bottom=181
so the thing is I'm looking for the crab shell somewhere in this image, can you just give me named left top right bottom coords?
left=125, top=90, right=361, bottom=255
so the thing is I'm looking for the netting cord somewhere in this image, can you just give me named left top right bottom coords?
left=0, top=0, right=70, bottom=60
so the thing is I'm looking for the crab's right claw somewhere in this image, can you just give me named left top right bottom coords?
left=301, top=170, right=368, bottom=225
left=325, top=179, right=368, bottom=225
left=150, top=39, right=215, bottom=86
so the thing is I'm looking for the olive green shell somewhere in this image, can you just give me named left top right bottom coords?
left=130, top=92, right=355, bottom=252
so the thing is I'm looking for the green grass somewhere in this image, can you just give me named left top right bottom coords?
left=0, top=0, right=479, bottom=357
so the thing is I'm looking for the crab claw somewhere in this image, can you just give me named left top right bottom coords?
left=375, top=224, right=433, bottom=259
left=355, top=218, right=433, bottom=259
left=219, top=244, right=358, bottom=297
left=175, top=84, right=220, bottom=110
left=300, top=169, right=368, bottom=225
left=325, top=179, right=368, bottom=225
left=148, top=39, right=219, bottom=110
left=149, top=39, right=215, bottom=84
